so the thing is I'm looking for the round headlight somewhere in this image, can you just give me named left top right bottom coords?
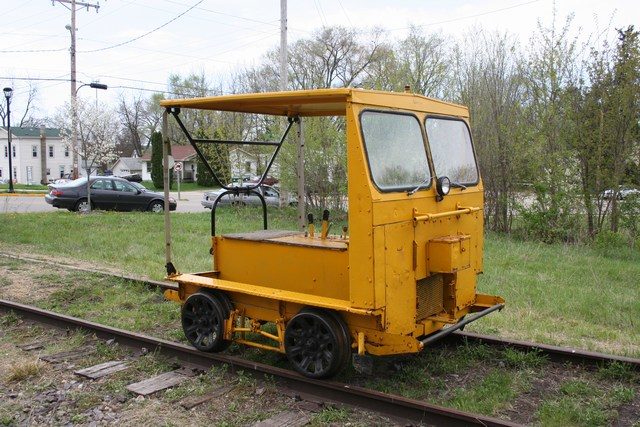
left=436, top=176, right=451, bottom=197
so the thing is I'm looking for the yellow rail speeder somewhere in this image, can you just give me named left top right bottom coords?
left=160, top=88, right=504, bottom=379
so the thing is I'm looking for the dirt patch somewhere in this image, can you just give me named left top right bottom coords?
left=502, top=364, right=570, bottom=424
left=614, top=393, right=640, bottom=427
left=0, top=250, right=135, bottom=279
left=0, top=259, right=71, bottom=302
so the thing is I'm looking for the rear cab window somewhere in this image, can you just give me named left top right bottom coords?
left=425, top=117, right=478, bottom=185
left=360, top=111, right=431, bottom=192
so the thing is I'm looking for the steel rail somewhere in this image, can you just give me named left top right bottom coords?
left=0, top=298, right=518, bottom=427
left=451, top=331, right=640, bottom=370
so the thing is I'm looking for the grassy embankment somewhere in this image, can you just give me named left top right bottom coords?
left=0, top=207, right=639, bottom=357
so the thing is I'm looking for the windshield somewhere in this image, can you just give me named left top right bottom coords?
left=425, top=118, right=478, bottom=185
left=360, top=111, right=430, bottom=191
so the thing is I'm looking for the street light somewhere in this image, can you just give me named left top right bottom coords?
left=76, top=82, right=108, bottom=94
left=71, top=81, right=107, bottom=179
left=3, top=87, right=14, bottom=193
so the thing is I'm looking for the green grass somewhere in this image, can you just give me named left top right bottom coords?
left=35, top=272, right=181, bottom=341
left=448, top=370, right=526, bottom=415
left=537, top=379, right=636, bottom=426
left=0, top=210, right=639, bottom=357
left=0, top=183, right=49, bottom=191
left=471, top=232, right=640, bottom=357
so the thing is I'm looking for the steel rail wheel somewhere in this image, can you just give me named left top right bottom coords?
left=285, top=308, right=350, bottom=379
left=181, top=292, right=230, bottom=352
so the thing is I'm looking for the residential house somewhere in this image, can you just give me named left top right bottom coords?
left=111, top=156, right=143, bottom=177
left=229, top=147, right=278, bottom=180
left=1, top=126, right=72, bottom=184
left=229, top=147, right=259, bottom=179
left=140, top=144, right=198, bottom=182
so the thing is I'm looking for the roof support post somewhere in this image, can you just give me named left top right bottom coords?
left=296, top=117, right=305, bottom=230
left=163, top=109, right=176, bottom=275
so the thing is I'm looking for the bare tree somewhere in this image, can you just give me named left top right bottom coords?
left=0, top=81, right=40, bottom=127
left=452, top=28, right=527, bottom=233
left=117, top=92, right=163, bottom=156
left=397, top=26, right=450, bottom=97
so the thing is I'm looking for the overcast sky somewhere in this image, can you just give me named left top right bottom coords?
left=1, top=0, right=638, bottom=121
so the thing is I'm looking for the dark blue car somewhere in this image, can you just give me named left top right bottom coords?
left=45, top=176, right=177, bottom=213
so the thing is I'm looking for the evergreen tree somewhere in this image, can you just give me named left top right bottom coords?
left=195, top=128, right=229, bottom=187
left=150, top=131, right=173, bottom=189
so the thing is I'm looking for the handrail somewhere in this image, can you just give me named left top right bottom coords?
left=413, top=203, right=481, bottom=223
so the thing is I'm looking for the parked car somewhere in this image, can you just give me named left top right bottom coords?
left=45, top=176, right=177, bottom=213
left=201, top=184, right=295, bottom=208
left=602, top=186, right=640, bottom=200
left=248, top=175, right=279, bottom=186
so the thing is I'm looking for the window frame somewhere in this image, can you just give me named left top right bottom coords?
left=424, top=115, right=480, bottom=187
left=48, top=145, right=54, bottom=158
left=358, top=109, right=433, bottom=194
left=32, top=145, right=38, bottom=158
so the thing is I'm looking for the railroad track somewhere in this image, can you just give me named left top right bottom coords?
left=3, top=252, right=638, bottom=371
left=0, top=298, right=516, bottom=427
left=2, top=253, right=639, bottom=426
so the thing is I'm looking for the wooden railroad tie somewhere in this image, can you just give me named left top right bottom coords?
left=74, top=360, right=130, bottom=379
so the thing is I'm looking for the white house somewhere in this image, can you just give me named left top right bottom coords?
left=229, top=147, right=278, bottom=180
left=140, top=144, right=198, bottom=182
left=111, top=156, right=143, bottom=177
left=1, top=127, right=72, bottom=184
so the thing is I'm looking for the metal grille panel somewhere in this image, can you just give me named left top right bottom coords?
left=416, top=274, right=444, bottom=320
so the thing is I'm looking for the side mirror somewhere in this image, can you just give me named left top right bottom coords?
left=136, top=189, right=142, bottom=195
left=436, top=176, right=451, bottom=201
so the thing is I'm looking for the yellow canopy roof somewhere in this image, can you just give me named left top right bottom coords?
left=160, top=88, right=469, bottom=118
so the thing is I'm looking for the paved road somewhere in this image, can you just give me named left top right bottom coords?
left=0, top=191, right=207, bottom=214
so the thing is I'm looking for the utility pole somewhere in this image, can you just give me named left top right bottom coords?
left=52, top=0, right=100, bottom=179
left=279, top=0, right=305, bottom=229
left=279, top=0, right=287, bottom=92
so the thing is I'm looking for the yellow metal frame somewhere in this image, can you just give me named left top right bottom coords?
left=161, top=88, right=504, bottom=358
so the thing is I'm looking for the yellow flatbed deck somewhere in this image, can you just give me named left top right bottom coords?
left=222, top=230, right=348, bottom=251
left=168, top=271, right=374, bottom=316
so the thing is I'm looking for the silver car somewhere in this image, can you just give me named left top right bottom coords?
left=202, top=184, right=295, bottom=208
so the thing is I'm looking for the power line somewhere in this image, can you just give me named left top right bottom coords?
left=78, top=0, right=204, bottom=53
left=0, top=47, right=67, bottom=53
left=389, top=0, right=542, bottom=31
left=336, top=0, right=353, bottom=27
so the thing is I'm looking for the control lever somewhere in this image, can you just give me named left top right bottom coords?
left=307, top=213, right=315, bottom=238
left=321, top=210, right=330, bottom=239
